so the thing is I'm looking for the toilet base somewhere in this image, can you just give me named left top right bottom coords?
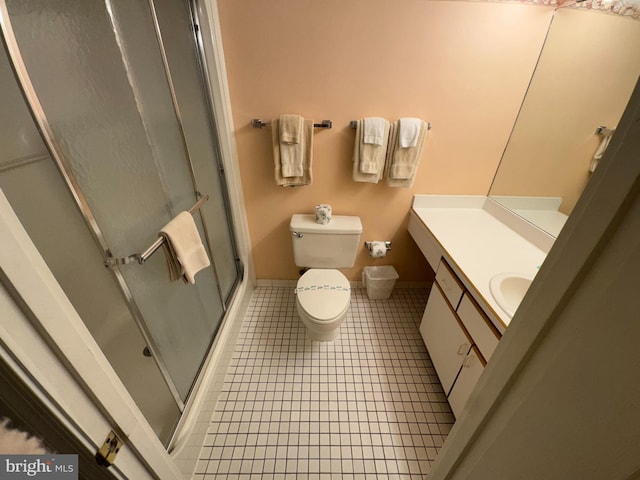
left=304, top=323, right=341, bottom=342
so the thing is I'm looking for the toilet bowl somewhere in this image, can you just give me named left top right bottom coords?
left=295, top=268, right=351, bottom=341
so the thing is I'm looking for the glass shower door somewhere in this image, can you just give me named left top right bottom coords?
left=2, top=0, right=230, bottom=406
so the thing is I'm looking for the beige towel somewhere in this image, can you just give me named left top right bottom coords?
left=160, top=211, right=210, bottom=284
left=385, top=119, right=428, bottom=188
left=352, top=119, right=390, bottom=183
left=278, top=115, right=304, bottom=177
left=273, top=118, right=313, bottom=186
left=279, top=114, right=303, bottom=143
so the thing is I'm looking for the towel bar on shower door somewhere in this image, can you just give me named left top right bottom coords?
left=103, top=194, right=209, bottom=269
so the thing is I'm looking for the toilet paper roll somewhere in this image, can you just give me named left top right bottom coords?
left=369, top=241, right=387, bottom=258
left=315, top=204, right=332, bottom=224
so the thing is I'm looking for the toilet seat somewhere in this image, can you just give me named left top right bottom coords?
left=296, top=269, right=350, bottom=323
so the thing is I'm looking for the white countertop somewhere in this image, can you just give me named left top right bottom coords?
left=411, top=195, right=551, bottom=330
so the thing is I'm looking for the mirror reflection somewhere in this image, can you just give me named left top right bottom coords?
left=489, top=7, right=640, bottom=237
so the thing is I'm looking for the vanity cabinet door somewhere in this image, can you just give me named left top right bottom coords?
left=448, top=346, right=485, bottom=418
left=420, top=285, right=472, bottom=395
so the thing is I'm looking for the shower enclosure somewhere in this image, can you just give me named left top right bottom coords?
left=0, top=0, right=241, bottom=444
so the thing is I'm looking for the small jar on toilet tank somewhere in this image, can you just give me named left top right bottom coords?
left=315, top=204, right=332, bottom=224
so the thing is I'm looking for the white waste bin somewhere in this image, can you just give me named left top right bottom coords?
left=363, top=265, right=399, bottom=300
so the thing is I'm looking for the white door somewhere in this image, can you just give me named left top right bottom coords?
left=448, top=346, right=485, bottom=418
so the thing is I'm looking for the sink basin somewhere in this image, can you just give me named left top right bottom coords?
left=489, top=272, right=534, bottom=318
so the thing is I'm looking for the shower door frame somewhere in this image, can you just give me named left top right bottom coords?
left=0, top=0, right=242, bottom=416
left=183, top=0, right=244, bottom=307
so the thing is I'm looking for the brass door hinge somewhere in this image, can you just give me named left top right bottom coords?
left=95, top=430, right=123, bottom=467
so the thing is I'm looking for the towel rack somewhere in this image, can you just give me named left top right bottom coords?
left=349, top=120, right=431, bottom=130
left=104, top=194, right=209, bottom=269
left=595, top=125, right=615, bottom=136
left=252, top=118, right=333, bottom=129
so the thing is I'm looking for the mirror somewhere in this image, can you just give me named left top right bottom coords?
left=489, top=7, right=640, bottom=237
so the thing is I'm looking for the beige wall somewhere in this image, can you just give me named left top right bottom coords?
left=216, top=0, right=554, bottom=281
left=490, top=8, right=640, bottom=215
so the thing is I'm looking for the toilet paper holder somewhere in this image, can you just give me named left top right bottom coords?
left=364, top=241, right=392, bottom=252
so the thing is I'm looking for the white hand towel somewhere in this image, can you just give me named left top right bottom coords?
left=399, top=117, right=422, bottom=148
left=160, top=211, right=210, bottom=284
left=363, top=117, right=386, bottom=145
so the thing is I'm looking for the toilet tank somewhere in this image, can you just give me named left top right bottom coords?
left=290, top=214, right=362, bottom=268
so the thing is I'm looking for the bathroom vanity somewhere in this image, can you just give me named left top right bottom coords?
left=408, top=195, right=554, bottom=417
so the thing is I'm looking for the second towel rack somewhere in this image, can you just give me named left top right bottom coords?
left=350, top=120, right=431, bottom=130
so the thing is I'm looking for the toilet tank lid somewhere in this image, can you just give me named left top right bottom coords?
left=290, top=214, right=362, bottom=234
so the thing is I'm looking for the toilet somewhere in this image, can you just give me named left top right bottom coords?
left=290, top=214, right=363, bottom=341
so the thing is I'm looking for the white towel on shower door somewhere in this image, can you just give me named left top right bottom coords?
left=160, top=211, right=210, bottom=284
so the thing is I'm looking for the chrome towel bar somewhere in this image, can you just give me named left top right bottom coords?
left=252, top=118, right=332, bottom=129
left=104, top=194, right=209, bottom=269
left=595, top=125, right=615, bottom=136
left=349, top=120, right=431, bottom=130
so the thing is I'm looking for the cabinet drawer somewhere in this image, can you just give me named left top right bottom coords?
left=435, top=260, right=464, bottom=308
left=457, top=293, right=500, bottom=361
left=448, top=345, right=485, bottom=418
left=420, top=285, right=472, bottom=395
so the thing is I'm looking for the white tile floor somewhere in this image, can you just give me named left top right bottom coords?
left=192, top=286, right=454, bottom=480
